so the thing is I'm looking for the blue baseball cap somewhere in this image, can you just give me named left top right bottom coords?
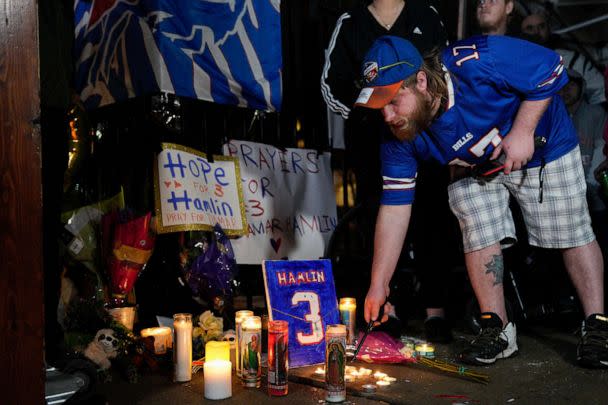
left=355, top=36, right=423, bottom=109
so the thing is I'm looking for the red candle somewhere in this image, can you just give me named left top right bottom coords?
left=267, top=320, right=289, bottom=396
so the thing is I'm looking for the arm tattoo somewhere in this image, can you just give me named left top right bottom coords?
left=484, top=254, right=504, bottom=286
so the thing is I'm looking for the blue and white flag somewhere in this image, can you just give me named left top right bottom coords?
left=74, top=0, right=282, bottom=111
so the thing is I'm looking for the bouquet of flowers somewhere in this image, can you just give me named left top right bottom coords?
left=179, top=225, right=239, bottom=332
left=192, top=310, right=224, bottom=358
left=182, top=225, right=238, bottom=305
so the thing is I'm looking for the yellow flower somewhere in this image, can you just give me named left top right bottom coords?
left=192, top=326, right=204, bottom=339
left=203, top=329, right=224, bottom=343
left=199, top=310, right=223, bottom=334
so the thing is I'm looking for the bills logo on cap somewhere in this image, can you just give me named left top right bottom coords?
left=363, top=61, right=379, bottom=83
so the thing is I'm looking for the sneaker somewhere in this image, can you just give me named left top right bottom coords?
left=424, top=317, right=453, bottom=343
left=458, top=312, right=518, bottom=365
left=577, top=313, right=608, bottom=368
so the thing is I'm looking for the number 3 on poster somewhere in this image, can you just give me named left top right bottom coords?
left=292, top=291, right=324, bottom=345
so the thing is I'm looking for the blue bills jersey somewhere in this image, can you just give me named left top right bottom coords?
left=380, top=35, right=578, bottom=205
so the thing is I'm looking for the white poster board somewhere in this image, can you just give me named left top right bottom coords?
left=223, top=140, right=337, bottom=264
left=155, top=143, right=247, bottom=235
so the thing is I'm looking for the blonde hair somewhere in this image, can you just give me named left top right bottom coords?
left=402, top=47, right=448, bottom=106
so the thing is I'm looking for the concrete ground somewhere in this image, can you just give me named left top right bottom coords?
left=96, top=323, right=608, bottom=404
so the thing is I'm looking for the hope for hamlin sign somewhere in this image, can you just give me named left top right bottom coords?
left=154, top=143, right=247, bottom=235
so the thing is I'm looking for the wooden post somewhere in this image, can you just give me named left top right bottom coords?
left=0, top=0, right=44, bottom=403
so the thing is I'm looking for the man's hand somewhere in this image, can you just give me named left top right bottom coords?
left=491, top=130, right=535, bottom=174
left=364, top=283, right=390, bottom=326
left=594, top=158, right=608, bottom=182
left=491, top=98, right=551, bottom=175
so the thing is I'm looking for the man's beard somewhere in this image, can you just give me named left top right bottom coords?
left=390, top=88, right=434, bottom=142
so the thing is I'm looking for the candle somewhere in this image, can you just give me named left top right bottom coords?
left=206, top=341, right=230, bottom=362
left=325, top=324, right=347, bottom=403
left=268, top=320, right=289, bottom=396
left=345, top=374, right=356, bottom=383
left=376, top=380, right=390, bottom=387
left=362, top=384, right=377, bottom=393
left=415, top=343, right=435, bottom=359
left=241, top=316, right=262, bottom=388
left=235, top=310, right=253, bottom=377
left=383, top=376, right=397, bottom=382
left=141, top=327, right=172, bottom=355
left=173, top=313, right=193, bottom=382
left=358, top=367, right=372, bottom=376
left=203, top=360, right=232, bottom=400
left=108, top=305, right=136, bottom=331
left=339, top=298, right=357, bottom=349
left=373, top=371, right=387, bottom=379
left=314, top=367, right=325, bottom=375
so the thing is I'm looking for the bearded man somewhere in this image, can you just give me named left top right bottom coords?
left=357, top=35, right=608, bottom=368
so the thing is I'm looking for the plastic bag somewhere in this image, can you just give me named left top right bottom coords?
left=184, top=224, right=238, bottom=304
left=355, top=331, right=416, bottom=364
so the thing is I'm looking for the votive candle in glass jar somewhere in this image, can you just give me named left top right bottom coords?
left=267, top=320, right=289, bottom=396
left=140, top=327, right=171, bottom=355
left=240, top=316, right=262, bottom=388
left=325, top=324, right=347, bottom=403
left=339, top=298, right=357, bottom=350
left=235, top=310, right=254, bottom=377
left=173, top=313, right=192, bottom=382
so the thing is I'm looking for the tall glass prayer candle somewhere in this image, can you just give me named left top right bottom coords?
left=173, top=313, right=192, bottom=382
left=339, top=298, right=357, bottom=349
left=267, top=320, right=289, bottom=396
left=240, top=316, right=262, bottom=388
left=325, top=324, right=347, bottom=403
left=235, top=310, right=254, bottom=377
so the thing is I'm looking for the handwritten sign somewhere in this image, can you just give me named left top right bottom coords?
left=155, top=143, right=247, bottom=235
left=262, top=259, right=339, bottom=367
left=223, top=140, right=337, bottom=264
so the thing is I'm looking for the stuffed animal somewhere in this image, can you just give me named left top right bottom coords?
left=83, top=328, right=119, bottom=370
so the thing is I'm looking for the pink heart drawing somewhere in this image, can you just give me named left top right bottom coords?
left=270, top=238, right=282, bottom=253
left=174, top=180, right=182, bottom=188
left=164, top=181, right=172, bottom=188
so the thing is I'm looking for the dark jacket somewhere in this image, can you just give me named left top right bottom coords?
left=321, top=1, right=447, bottom=119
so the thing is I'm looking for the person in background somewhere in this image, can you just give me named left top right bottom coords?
left=358, top=35, right=607, bottom=367
left=559, top=69, right=608, bottom=271
left=475, top=0, right=515, bottom=36
left=321, top=0, right=455, bottom=343
left=520, top=9, right=606, bottom=106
